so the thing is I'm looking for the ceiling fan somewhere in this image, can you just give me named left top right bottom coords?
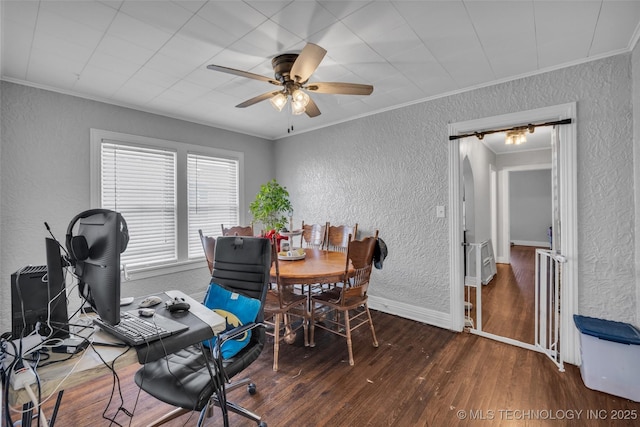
left=206, top=43, right=373, bottom=118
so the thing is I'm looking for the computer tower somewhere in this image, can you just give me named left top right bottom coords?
left=11, top=240, right=69, bottom=339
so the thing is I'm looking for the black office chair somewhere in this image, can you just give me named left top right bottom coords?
left=134, top=236, right=271, bottom=427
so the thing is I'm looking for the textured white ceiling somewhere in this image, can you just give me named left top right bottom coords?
left=2, top=0, right=640, bottom=140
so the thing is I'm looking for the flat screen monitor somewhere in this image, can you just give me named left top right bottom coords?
left=10, top=238, right=69, bottom=339
left=75, top=211, right=124, bottom=326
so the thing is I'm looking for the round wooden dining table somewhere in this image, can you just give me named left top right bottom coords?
left=270, top=248, right=350, bottom=285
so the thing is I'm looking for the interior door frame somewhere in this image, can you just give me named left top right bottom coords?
left=448, top=103, right=579, bottom=365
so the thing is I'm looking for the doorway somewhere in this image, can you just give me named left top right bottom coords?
left=448, top=103, right=579, bottom=365
left=470, top=165, right=552, bottom=344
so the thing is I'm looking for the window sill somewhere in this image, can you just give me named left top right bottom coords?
left=124, top=259, right=205, bottom=281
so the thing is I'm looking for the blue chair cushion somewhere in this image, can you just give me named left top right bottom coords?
left=202, top=282, right=261, bottom=358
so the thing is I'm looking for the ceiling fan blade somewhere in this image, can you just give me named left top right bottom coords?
left=305, top=82, right=373, bottom=95
left=236, top=91, right=282, bottom=108
left=207, top=64, right=281, bottom=86
left=305, top=96, right=321, bottom=118
left=290, top=43, right=327, bottom=84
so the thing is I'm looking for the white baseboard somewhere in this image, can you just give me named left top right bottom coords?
left=367, top=295, right=452, bottom=331
left=465, top=275, right=495, bottom=286
left=511, top=240, right=550, bottom=248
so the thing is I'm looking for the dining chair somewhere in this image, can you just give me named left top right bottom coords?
left=263, top=236, right=309, bottom=371
left=310, top=231, right=379, bottom=366
left=300, top=221, right=327, bottom=249
left=326, top=223, right=358, bottom=252
left=221, top=224, right=254, bottom=236
left=323, top=223, right=358, bottom=292
left=199, top=229, right=216, bottom=275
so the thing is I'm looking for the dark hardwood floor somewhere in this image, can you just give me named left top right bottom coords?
left=33, top=308, right=640, bottom=426
left=480, top=245, right=539, bottom=344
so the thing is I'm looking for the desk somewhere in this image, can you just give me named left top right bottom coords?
left=6, top=291, right=225, bottom=426
left=271, top=248, right=350, bottom=286
left=8, top=333, right=137, bottom=407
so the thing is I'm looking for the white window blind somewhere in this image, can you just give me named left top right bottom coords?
left=102, top=141, right=177, bottom=268
left=187, top=153, right=239, bottom=258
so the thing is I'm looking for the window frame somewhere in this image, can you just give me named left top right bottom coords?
left=90, top=129, right=245, bottom=280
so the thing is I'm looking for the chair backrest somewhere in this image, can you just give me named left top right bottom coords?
left=341, top=231, right=378, bottom=303
left=269, top=237, right=298, bottom=307
left=210, top=236, right=271, bottom=317
left=327, top=223, right=358, bottom=252
left=300, top=221, right=327, bottom=249
left=221, top=224, right=254, bottom=237
left=199, top=229, right=216, bottom=275
left=209, top=236, right=271, bottom=373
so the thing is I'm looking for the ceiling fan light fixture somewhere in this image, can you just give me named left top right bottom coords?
left=291, top=89, right=310, bottom=107
left=270, top=92, right=287, bottom=112
left=291, top=99, right=306, bottom=115
left=207, top=43, right=373, bottom=119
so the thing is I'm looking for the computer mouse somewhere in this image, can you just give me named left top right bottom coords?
left=138, top=295, right=163, bottom=308
left=166, top=297, right=190, bottom=313
left=138, top=308, right=155, bottom=317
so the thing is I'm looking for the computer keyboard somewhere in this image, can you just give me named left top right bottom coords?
left=94, top=311, right=173, bottom=346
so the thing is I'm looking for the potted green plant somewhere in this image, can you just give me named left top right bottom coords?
left=249, top=179, right=293, bottom=235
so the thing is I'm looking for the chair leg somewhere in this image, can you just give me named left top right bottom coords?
left=283, top=313, right=296, bottom=345
left=309, top=304, right=316, bottom=347
left=224, top=377, right=251, bottom=393
left=302, top=310, right=309, bottom=347
left=273, top=313, right=281, bottom=371
left=344, top=310, right=354, bottom=366
left=211, top=395, right=264, bottom=426
left=146, top=407, right=190, bottom=426
left=365, top=304, right=379, bottom=347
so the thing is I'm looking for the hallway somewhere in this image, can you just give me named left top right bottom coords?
left=469, top=245, right=540, bottom=344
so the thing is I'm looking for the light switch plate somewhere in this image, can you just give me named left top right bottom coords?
left=436, top=206, right=445, bottom=218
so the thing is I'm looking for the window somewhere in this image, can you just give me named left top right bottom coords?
left=187, top=153, right=239, bottom=258
left=91, top=129, right=244, bottom=277
left=102, top=142, right=177, bottom=267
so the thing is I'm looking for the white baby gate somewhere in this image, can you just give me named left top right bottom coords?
left=535, top=249, right=566, bottom=372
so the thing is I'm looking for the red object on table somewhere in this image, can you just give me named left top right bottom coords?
left=264, top=230, right=288, bottom=251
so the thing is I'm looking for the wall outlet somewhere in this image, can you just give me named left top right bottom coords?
left=436, top=206, right=445, bottom=218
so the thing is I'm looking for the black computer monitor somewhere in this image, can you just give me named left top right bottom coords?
left=10, top=238, right=70, bottom=339
left=74, top=211, right=125, bottom=326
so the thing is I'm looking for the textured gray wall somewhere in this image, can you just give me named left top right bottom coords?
left=509, top=169, right=552, bottom=245
left=0, top=82, right=273, bottom=333
left=275, top=53, right=636, bottom=325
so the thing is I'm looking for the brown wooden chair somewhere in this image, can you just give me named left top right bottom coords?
left=310, top=231, right=379, bottom=366
left=300, top=221, right=327, bottom=249
left=264, top=237, right=309, bottom=371
left=221, top=224, right=254, bottom=236
left=326, top=223, right=358, bottom=252
left=198, top=229, right=216, bottom=275
left=323, top=223, right=358, bottom=292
